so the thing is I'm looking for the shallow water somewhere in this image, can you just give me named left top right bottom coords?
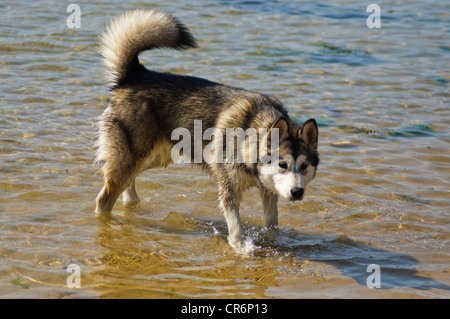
left=1, top=0, right=449, bottom=298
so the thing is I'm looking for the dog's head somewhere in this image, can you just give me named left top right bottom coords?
left=258, top=117, right=319, bottom=201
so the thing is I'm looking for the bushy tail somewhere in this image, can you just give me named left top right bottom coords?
left=99, top=9, right=197, bottom=86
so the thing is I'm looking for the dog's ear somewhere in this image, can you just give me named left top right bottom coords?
left=299, top=118, right=318, bottom=149
left=269, top=117, right=289, bottom=142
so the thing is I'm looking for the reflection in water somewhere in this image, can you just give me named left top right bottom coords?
left=93, top=210, right=281, bottom=298
left=90, top=206, right=449, bottom=298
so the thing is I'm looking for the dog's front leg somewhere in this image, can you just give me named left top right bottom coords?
left=259, top=188, right=278, bottom=228
left=218, top=188, right=244, bottom=249
left=222, top=202, right=244, bottom=249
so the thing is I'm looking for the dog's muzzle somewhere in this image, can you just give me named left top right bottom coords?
left=290, top=187, right=304, bottom=201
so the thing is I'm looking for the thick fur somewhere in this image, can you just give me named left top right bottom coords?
left=95, top=10, right=319, bottom=251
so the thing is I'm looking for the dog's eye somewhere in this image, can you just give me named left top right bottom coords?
left=279, top=162, right=288, bottom=169
left=300, top=163, right=308, bottom=171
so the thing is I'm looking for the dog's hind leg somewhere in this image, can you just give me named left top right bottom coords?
left=259, top=188, right=278, bottom=228
left=122, top=178, right=140, bottom=205
left=96, top=159, right=141, bottom=214
left=96, top=178, right=127, bottom=215
left=95, top=111, right=142, bottom=215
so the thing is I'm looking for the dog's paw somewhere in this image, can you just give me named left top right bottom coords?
left=228, top=236, right=259, bottom=256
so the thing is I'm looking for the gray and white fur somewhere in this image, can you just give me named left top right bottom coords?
left=95, top=10, right=319, bottom=252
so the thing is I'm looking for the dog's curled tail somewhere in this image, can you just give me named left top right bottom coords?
left=99, top=10, right=197, bottom=86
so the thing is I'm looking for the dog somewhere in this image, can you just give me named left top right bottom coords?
left=95, top=10, right=319, bottom=251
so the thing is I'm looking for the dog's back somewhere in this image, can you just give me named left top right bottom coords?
left=97, top=9, right=289, bottom=170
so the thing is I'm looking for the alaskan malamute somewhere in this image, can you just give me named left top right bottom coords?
left=95, top=10, right=319, bottom=251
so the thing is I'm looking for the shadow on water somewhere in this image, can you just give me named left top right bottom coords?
left=252, top=227, right=450, bottom=292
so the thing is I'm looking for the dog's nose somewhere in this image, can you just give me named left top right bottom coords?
left=291, top=188, right=304, bottom=200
